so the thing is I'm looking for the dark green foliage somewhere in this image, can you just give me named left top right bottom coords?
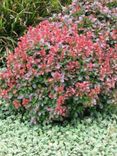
left=107, top=1, right=117, bottom=8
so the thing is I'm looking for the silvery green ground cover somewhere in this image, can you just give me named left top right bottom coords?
left=0, top=111, right=117, bottom=156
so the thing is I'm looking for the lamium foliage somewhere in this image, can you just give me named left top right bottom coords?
left=0, top=0, right=117, bottom=124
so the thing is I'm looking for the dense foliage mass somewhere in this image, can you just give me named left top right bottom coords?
left=0, top=0, right=117, bottom=123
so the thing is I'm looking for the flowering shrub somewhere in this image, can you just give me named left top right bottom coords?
left=50, top=0, right=117, bottom=110
left=0, top=0, right=117, bottom=123
left=50, top=0, right=117, bottom=46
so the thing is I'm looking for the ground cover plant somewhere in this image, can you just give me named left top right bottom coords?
left=0, top=0, right=117, bottom=124
left=0, top=104, right=117, bottom=156
left=0, top=0, right=72, bottom=67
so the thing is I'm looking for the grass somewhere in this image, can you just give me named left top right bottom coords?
left=0, top=108, right=117, bottom=156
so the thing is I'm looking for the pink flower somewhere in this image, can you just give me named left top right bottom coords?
left=22, top=98, right=29, bottom=106
left=13, top=100, right=21, bottom=109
